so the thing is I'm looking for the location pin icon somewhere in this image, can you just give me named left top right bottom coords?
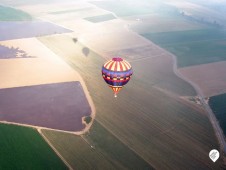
left=209, top=149, right=220, bottom=162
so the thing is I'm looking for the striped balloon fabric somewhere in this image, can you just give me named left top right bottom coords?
left=102, top=57, right=133, bottom=97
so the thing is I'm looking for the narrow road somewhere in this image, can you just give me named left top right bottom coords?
left=125, top=23, right=226, bottom=154
left=166, top=49, right=226, bottom=155
left=38, top=129, right=74, bottom=170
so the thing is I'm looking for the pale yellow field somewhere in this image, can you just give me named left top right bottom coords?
left=0, top=38, right=81, bottom=89
left=179, top=61, right=226, bottom=97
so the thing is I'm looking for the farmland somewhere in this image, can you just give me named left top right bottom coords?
left=107, top=44, right=196, bottom=96
left=0, top=21, right=72, bottom=41
left=0, top=38, right=82, bottom=89
left=49, top=7, right=94, bottom=15
left=0, top=81, right=91, bottom=132
left=0, top=124, right=67, bottom=170
left=141, top=29, right=226, bottom=67
left=39, top=34, right=223, bottom=169
left=84, top=14, right=116, bottom=23
left=128, top=14, right=206, bottom=34
left=179, top=61, right=226, bottom=97
left=0, top=0, right=226, bottom=169
left=42, top=121, right=152, bottom=170
left=90, top=0, right=152, bottom=17
left=0, top=5, right=32, bottom=21
left=209, top=93, right=226, bottom=137
left=166, top=1, right=226, bottom=28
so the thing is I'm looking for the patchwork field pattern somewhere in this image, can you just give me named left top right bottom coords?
left=39, top=34, right=223, bottom=169
left=141, top=29, right=226, bottom=67
left=107, top=44, right=196, bottom=96
left=42, top=121, right=153, bottom=170
left=0, top=0, right=225, bottom=169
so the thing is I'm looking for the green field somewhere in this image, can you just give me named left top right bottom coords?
left=209, top=93, right=226, bottom=137
left=84, top=14, right=116, bottom=23
left=0, top=124, right=67, bottom=170
left=38, top=34, right=223, bottom=169
left=131, top=56, right=196, bottom=96
left=142, top=29, right=226, bottom=67
left=0, top=5, right=32, bottom=21
left=130, top=15, right=206, bottom=34
left=42, top=121, right=152, bottom=170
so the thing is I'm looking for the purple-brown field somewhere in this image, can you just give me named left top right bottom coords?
left=0, top=81, right=91, bottom=132
left=0, top=21, right=72, bottom=41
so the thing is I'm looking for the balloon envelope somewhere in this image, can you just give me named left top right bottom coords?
left=102, top=57, right=133, bottom=97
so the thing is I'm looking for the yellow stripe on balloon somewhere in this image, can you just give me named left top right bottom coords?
left=105, top=61, right=114, bottom=69
left=104, top=60, right=112, bottom=68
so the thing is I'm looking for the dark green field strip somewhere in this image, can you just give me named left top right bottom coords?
left=42, top=121, right=153, bottom=170
left=141, top=29, right=226, bottom=45
left=0, top=5, right=32, bottom=21
left=209, top=93, right=226, bottom=137
left=85, top=121, right=153, bottom=170
left=38, top=35, right=223, bottom=169
left=84, top=14, right=116, bottom=23
left=142, top=29, right=226, bottom=67
left=164, top=40, right=226, bottom=67
left=0, top=124, right=67, bottom=170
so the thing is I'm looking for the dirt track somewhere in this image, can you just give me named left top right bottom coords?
left=161, top=46, right=226, bottom=155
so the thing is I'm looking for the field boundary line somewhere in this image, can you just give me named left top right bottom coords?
left=95, top=119, right=157, bottom=169
left=36, top=37, right=96, bottom=136
left=0, top=120, right=90, bottom=135
left=126, top=25, right=226, bottom=154
left=38, top=129, right=74, bottom=170
left=124, top=25, right=226, bottom=157
left=0, top=120, right=74, bottom=169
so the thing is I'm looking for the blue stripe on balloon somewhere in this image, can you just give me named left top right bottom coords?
left=102, top=67, right=133, bottom=78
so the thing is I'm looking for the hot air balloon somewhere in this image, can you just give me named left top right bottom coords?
left=102, top=57, right=133, bottom=97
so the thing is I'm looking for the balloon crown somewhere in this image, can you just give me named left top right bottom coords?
left=112, top=57, right=123, bottom=61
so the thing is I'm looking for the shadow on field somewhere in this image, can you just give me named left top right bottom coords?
left=72, top=38, right=78, bottom=43
left=0, top=45, right=35, bottom=59
left=82, top=47, right=90, bottom=57
left=72, top=38, right=90, bottom=57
